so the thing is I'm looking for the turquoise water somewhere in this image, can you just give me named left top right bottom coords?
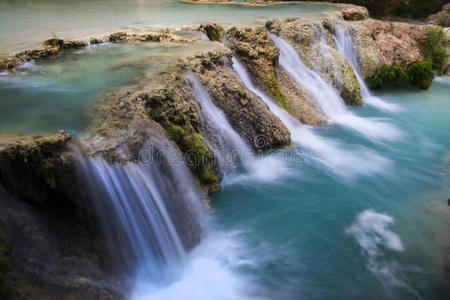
left=206, top=78, right=450, bottom=299
left=0, top=41, right=212, bottom=136
left=0, top=0, right=338, bottom=55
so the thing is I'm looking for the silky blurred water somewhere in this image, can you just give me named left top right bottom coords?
left=207, top=78, right=450, bottom=299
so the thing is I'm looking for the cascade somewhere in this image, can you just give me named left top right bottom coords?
left=333, top=25, right=400, bottom=111
left=77, top=130, right=205, bottom=285
left=270, top=33, right=401, bottom=141
left=187, top=73, right=252, bottom=175
left=232, top=57, right=391, bottom=177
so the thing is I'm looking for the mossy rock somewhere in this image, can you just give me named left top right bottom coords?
left=419, top=26, right=448, bottom=75
left=407, top=61, right=434, bottom=90
left=200, top=23, right=224, bottom=42
left=43, top=38, right=64, bottom=48
left=90, top=38, right=103, bottom=45
left=368, top=64, right=408, bottom=89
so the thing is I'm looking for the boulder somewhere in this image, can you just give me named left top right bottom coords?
left=186, top=50, right=292, bottom=151
left=365, top=20, right=425, bottom=67
left=427, top=3, right=450, bottom=27
left=268, top=18, right=362, bottom=106
left=342, top=6, right=368, bottom=21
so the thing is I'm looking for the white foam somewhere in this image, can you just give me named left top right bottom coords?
left=346, top=209, right=404, bottom=257
left=130, top=231, right=259, bottom=300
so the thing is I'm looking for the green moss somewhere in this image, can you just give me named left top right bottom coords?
left=266, top=73, right=287, bottom=109
left=43, top=38, right=64, bottom=48
left=368, top=64, right=408, bottom=89
left=407, top=61, right=434, bottom=90
left=200, top=24, right=224, bottom=42
left=160, top=119, right=218, bottom=188
left=89, top=37, right=103, bottom=45
left=420, top=27, right=448, bottom=75
left=341, top=85, right=362, bottom=106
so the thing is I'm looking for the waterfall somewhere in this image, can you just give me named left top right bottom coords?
left=77, top=130, right=205, bottom=286
left=270, top=33, right=401, bottom=141
left=187, top=73, right=254, bottom=177
left=232, top=57, right=392, bottom=177
left=333, top=25, right=400, bottom=112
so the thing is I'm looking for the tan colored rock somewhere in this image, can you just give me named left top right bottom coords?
left=365, top=20, right=425, bottom=67
left=427, top=3, right=450, bottom=27
left=342, top=6, right=368, bottom=21
left=276, top=66, right=326, bottom=125
left=343, top=21, right=384, bottom=79
left=187, top=50, right=291, bottom=150
left=226, top=25, right=323, bottom=123
left=268, top=18, right=362, bottom=105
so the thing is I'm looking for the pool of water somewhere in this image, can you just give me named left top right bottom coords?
left=0, top=0, right=339, bottom=55
left=203, top=78, right=450, bottom=299
left=0, top=41, right=214, bottom=136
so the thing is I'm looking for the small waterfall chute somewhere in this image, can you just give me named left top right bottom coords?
left=270, top=33, right=402, bottom=141
left=77, top=130, right=205, bottom=286
left=232, top=56, right=392, bottom=177
left=187, top=72, right=252, bottom=176
left=333, top=25, right=400, bottom=112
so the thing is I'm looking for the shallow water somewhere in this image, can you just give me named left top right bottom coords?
left=0, top=0, right=338, bottom=55
left=0, top=41, right=213, bottom=136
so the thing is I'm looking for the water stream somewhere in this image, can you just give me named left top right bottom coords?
left=333, top=25, right=401, bottom=112
left=270, top=33, right=402, bottom=142
left=0, top=3, right=449, bottom=299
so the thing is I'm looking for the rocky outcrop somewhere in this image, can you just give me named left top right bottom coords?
left=0, top=131, right=76, bottom=204
left=342, top=6, right=368, bottom=21
left=226, top=25, right=325, bottom=124
left=340, top=22, right=384, bottom=79
left=427, top=3, right=450, bottom=27
left=186, top=50, right=291, bottom=150
left=0, top=132, right=122, bottom=300
left=0, top=28, right=203, bottom=72
left=444, top=28, right=450, bottom=76
left=199, top=23, right=224, bottom=41
left=267, top=18, right=362, bottom=106
left=365, top=20, right=425, bottom=67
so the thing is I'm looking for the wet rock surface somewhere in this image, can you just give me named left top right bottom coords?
left=268, top=18, right=362, bottom=106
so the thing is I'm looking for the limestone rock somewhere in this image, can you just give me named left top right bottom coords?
left=365, top=20, right=425, bottom=67
left=186, top=50, right=291, bottom=151
left=427, top=3, right=450, bottom=27
left=200, top=23, right=224, bottom=41
left=268, top=18, right=362, bottom=106
left=343, top=22, right=384, bottom=79
left=342, top=6, right=368, bottom=21
left=0, top=131, right=75, bottom=204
